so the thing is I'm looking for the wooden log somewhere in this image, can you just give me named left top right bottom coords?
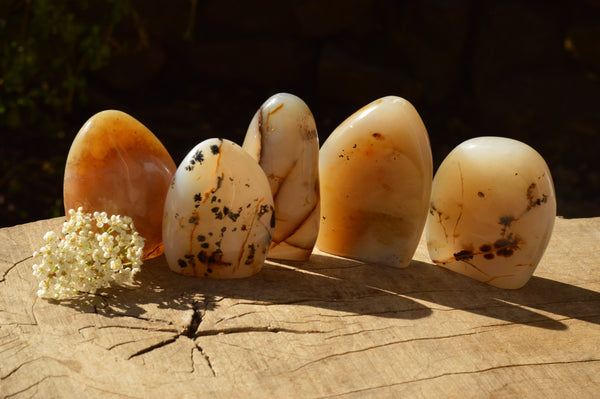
left=1, top=216, right=599, bottom=398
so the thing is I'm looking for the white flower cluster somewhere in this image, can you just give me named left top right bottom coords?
left=32, top=207, right=145, bottom=299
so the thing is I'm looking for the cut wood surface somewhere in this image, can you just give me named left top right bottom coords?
left=1, top=216, right=599, bottom=398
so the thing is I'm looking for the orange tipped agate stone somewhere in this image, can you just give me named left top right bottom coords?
left=64, top=110, right=176, bottom=259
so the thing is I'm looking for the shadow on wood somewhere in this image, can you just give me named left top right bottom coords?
left=298, top=253, right=600, bottom=330
left=56, top=253, right=433, bottom=322
left=56, top=250, right=599, bottom=333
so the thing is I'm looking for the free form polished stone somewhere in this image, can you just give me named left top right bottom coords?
left=243, top=93, right=320, bottom=260
left=162, top=138, right=275, bottom=278
left=316, top=96, right=433, bottom=268
left=63, top=110, right=176, bottom=259
left=426, top=137, right=556, bottom=289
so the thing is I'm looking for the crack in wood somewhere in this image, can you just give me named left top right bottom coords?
left=107, top=338, right=154, bottom=352
left=314, top=307, right=429, bottom=319
left=78, top=386, right=142, bottom=399
left=107, top=313, right=174, bottom=326
left=78, top=325, right=179, bottom=334
left=0, top=337, right=27, bottom=359
left=2, top=355, right=89, bottom=384
left=115, top=297, right=214, bottom=362
left=195, top=344, right=216, bottom=376
left=288, top=331, right=481, bottom=373
left=423, top=297, right=600, bottom=322
left=126, top=336, right=179, bottom=360
left=218, top=340, right=286, bottom=360
left=197, top=326, right=325, bottom=337
left=213, top=310, right=262, bottom=325
left=4, top=368, right=141, bottom=399
left=68, top=296, right=217, bottom=364
left=477, top=313, right=600, bottom=330
left=315, top=359, right=600, bottom=398
left=293, top=264, right=363, bottom=272
left=183, top=300, right=203, bottom=338
left=429, top=301, right=544, bottom=313
left=1, top=255, right=33, bottom=283
left=509, top=298, right=600, bottom=309
left=476, top=316, right=573, bottom=330
left=3, top=374, right=70, bottom=398
left=322, top=325, right=401, bottom=340
left=29, top=295, right=40, bottom=327
left=1, top=357, right=41, bottom=380
left=0, top=313, right=38, bottom=327
left=228, top=297, right=377, bottom=307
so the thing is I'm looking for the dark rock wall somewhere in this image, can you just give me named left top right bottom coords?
left=71, top=0, right=600, bottom=218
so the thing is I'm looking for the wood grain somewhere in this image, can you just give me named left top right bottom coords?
left=1, top=217, right=599, bottom=398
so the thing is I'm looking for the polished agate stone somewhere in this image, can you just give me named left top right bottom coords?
left=316, top=96, right=433, bottom=268
left=162, top=138, right=275, bottom=278
left=426, top=137, right=556, bottom=289
left=243, top=93, right=320, bottom=260
left=64, top=110, right=176, bottom=259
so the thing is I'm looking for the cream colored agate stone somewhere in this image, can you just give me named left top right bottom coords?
left=162, top=138, right=275, bottom=278
left=426, top=136, right=556, bottom=289
left=243, top=93, right=320, bottom=260
left=63, top=110, right=176, bottom=260
left=316, top=96, right=433, bottom=268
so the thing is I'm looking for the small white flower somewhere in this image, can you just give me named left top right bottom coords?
left=109, top=258, right=122, bottom=270
left=43, top=231, right=58, bottom=242
left=31, top=208, right=145, bottom=299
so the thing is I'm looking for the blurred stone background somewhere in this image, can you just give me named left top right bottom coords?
left=1, top=0, right=599, bottom=227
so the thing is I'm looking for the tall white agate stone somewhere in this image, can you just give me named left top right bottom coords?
left=243, top=93, right=320, bottom=261
left=316, top=96, right=433, bottom=268
left=426, top=136, right=556, bottom=289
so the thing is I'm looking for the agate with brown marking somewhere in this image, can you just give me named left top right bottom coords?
left=316, top=96, right=433, bottom=268
left=63, top=110, right=176, bottom=259
left=162, top=138, right=274, bottom=278
left=243, top=93, right=320, bottom=261
left=426, top=136, right=556, bottom=289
